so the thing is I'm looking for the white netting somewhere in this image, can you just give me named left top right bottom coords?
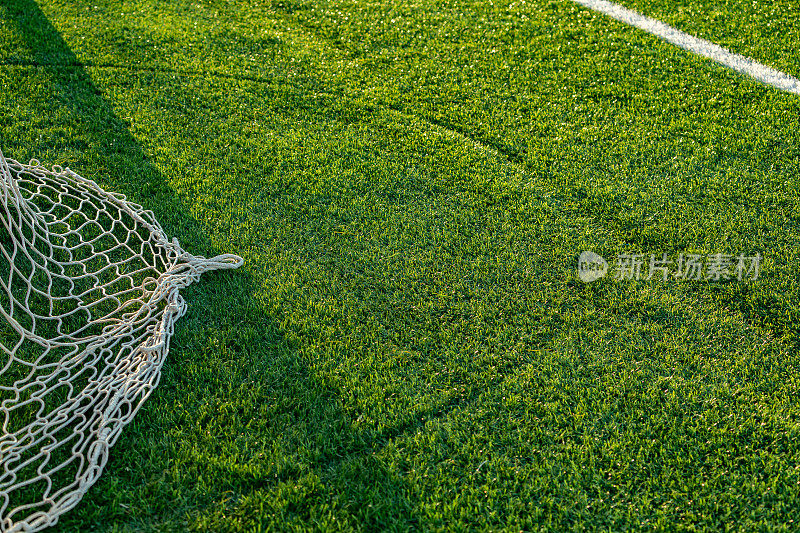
left=0, top=149, right=242, bottom=532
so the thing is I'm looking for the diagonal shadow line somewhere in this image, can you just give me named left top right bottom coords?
left=0, top=0, right=262, bottom=525
left=0, top=0, right=214, bottom=254
left=2, top=2, right=421, bottom=529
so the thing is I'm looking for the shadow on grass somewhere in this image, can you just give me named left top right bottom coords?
left=1, top=1, right=417, bottom=530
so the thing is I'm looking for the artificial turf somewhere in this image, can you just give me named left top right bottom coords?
left=1, top=0, right=800, bottom=530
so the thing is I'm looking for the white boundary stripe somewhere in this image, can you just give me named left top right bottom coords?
left=570, top=0, right=800, bottom=94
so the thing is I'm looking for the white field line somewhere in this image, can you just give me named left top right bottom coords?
left=570, top=0, right=800, bottom=95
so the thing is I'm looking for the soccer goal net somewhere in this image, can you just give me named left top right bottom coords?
left=0, top=149, right=242, bottom=532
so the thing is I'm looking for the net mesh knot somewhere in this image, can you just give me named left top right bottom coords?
left=0, top=149, right=242, bottom=532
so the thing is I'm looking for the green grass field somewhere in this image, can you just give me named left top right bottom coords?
left=2, top=0, right=800, bottom=530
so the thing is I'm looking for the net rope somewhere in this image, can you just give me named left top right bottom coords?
left=0, top=148, right=242, bottom=532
